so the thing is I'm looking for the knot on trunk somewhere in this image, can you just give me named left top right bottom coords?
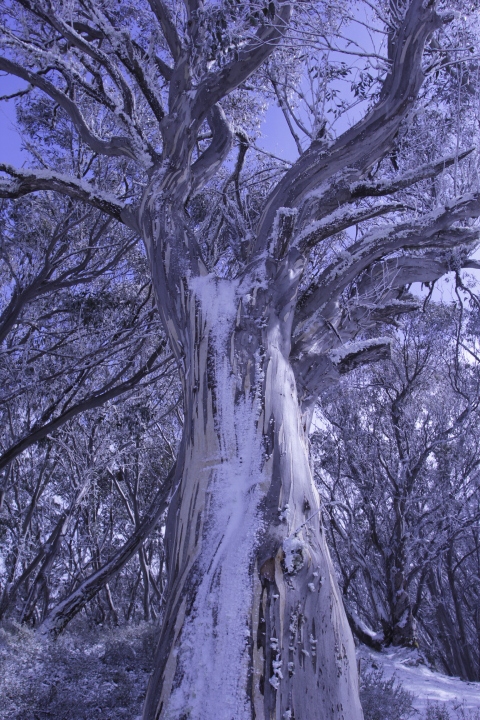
left=282, top=535, right=307, bottom=574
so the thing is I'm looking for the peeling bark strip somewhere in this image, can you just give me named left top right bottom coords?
left=1, top=0, right=480, bottom=718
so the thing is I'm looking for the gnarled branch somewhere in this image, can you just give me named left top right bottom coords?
left=190, top=104, right=233, bottom=195
left=254, top=0, right=445, bottom=251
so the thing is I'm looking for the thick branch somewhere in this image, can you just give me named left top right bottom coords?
left=330, top=338, right=392, bottom=374
left=350, top=148, right=474, bottom=199
left=295, top=148, right=474, bottom=242
left=297, top=202, right=404, bottom=252
left=15, top=0, right=138, bottom=118
left=254, top=0, right=444, bottom=250
left=291, top=193, right=480, bottom=404
left=0, top=165, right=138, bottom=230
left=0, top=57, right=143, bottom=162
left=193, top=3, right=292, bottom=120
left=190, top=104, right=233, bottom=195
left=292, top=247, right=478, bottom=404
left=147, top=0, right=182, bottom=60
left=295, top=193, right=480, bottom=333
left=293, top=338, right=392, bottom=405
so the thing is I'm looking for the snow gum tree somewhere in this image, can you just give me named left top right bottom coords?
left=1, top=0, right=480, bottom=717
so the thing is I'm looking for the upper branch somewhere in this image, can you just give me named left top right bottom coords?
left=190, top=104, right=233, bottom=195
left=290, top=193, right=480, bottom=405
left=295, top=192, right=480, bottom=335
left=192, top=2, right=292, bottom=121
left=16, top=0, right=137, bottom=115
left=295, top=149, right=475, bottom=240
left=297, top=201, right=404, bottom=252
left=147, top=0, right=182, bottom=61
left=350, top=149, right=475, bottom=199
left=254, top=0, right=445, bottom=251
left=0, top=58, right=141, bottom=163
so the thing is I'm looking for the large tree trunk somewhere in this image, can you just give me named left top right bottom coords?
left=143, top=260, right=363, bottom=719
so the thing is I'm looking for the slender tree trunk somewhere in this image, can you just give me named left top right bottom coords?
left=446, top=547, right=477, bottom=681
left=143, top=266, right=362, bottom=719
left=39, top=471, right=173, bottom=637
left=385, top=540, right=416, bottom=647
left=427, top=567, right=470, bottom=678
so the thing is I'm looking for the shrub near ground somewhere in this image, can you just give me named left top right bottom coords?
left=0, top=620, right=157, bottom=720
left=360, top=667, right=415, bottom=720
left=1, top=623, right=479, bottom=720
left=426, top=704, right=480, bottom=720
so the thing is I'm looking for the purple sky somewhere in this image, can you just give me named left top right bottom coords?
left=0, top=74, right=28, bottom=166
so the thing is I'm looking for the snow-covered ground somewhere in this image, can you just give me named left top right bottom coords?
left=358, top=645, right=480, bottom=716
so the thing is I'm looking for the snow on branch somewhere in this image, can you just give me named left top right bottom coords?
left=193, top=2, right=292, bottom=119
left=0, top=57, right=145, bottom=163
left=350, top=148, right=474, bottom=199
left=295, top=192, right=480, bottom=331
left=329, top=337, right=392, bottom=372
left=0, top=165, right=138, bottom=230
left=291, top=191, right=480, bottom=406
left=294, top=149, right=474, bottom=243
left=297, top=202, right=404, bottom=252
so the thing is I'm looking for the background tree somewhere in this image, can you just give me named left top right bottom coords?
left=1, top=0, right=480, bottom=717
left=0, top=194, right=180, bottom=631
left=315, top=307, right=480, bottom=680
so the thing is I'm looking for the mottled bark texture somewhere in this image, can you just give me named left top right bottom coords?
left=2, top=0, right=480, bottom=717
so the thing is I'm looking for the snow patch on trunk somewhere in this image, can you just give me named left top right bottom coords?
left=283, top=535, right=307, bottom=574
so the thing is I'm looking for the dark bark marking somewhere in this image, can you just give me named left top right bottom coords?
left=260, top=557, right=276, bottom=583
left=206, top=331, right=218, bottom=423
left=194, top=510, right=202, bottom=547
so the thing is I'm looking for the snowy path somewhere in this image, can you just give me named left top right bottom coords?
left=358, top=646, right=480, bottom=715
